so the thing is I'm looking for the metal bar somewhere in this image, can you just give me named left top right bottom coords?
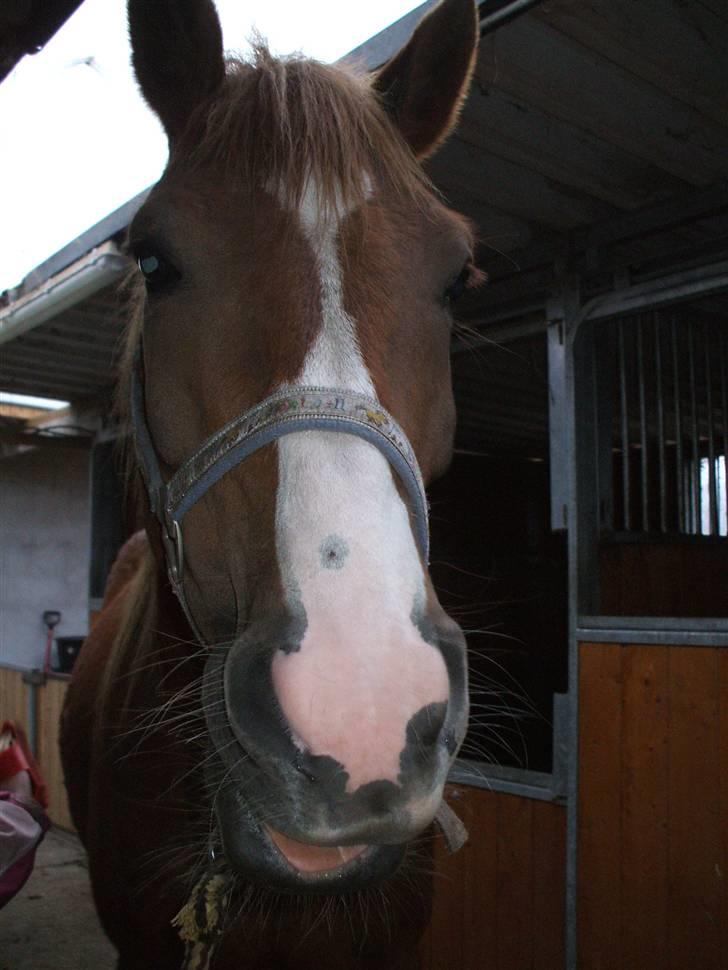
left=0, top=243, right=127, bottom=346
left=550, top=692, right=570, bottom=801
left=577, top=627, right=728, bottom=647
left=655, top=312, right=667, bottom=532
left=479, top=0, right=547, bottom=35
left=580, top=260, right=728, bottom=326
left=448, top=760, right=560, bottom=802
left=563, top=282, right=584, bottom=970
left=618, top=320, right=631, bottom=530
left=579, top=614, right=728, bottom=633
left=343, top=0, right=547, bottom=72
left=671, top=316, right=685, bottom=531
left=688, top=323, right=701, bottom=533
left=20, top=669, right=45, bottom=756
left=721, top=328, right=728, bottom=536
left=637, top=317, right=650, bottom=531
left=26, top=684, right=38, bottom=756
left=548, top=320, right=569, bottom=530
left=704, top=324, right=718, bottom=536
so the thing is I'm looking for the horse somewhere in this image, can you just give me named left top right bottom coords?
left=61, top=1, right=481, bottom=966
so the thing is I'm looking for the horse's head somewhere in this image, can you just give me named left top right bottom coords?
left=126, top=0, right=479, bottom=892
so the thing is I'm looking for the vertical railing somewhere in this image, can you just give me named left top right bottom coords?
left=618, top=320, right=631, bottom=531
left=636, top=317, right=650, bottom=531
left=687, top=324, right=701, bottom=534
left=671, top=316, right=684, bottom=532
left=610, top=311, right=726, bottom=538
left=655, top=313, right=667, bottom=533
left=704, top=324, right=719, bottom=536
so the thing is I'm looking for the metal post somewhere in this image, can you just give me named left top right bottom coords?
left=655, top=313, right=667, bottom=532
left=548, top=277, right=588, bottom=970
left=618, top=320, right=631, bottom=531
left=688, top=324, right=701, bottom=533
left=671, top=316, right=684, bottom=531
left=704, top=323, right=718, bottom=536
left=21, top=668, right=45, bottom=756
left=637, top=317, right=650, bottom=531
left=720, top=328, right=728, bottom=536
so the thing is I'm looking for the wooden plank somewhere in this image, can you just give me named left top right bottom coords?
left=460, top=788, right=499, bottom=970
left=535, top=0, right=728, bottom=130
left=36, top=677, right=74, bottom=831
left=667, top=647, right=722, bottom=970
left=423, top=786, right=566, bottom=970
left=578, top=642, right=623, bottom=970
left=620, top=646, right=670, bottom=969
left=477, top=15, right=728, bottom=186
left=531, top=800, right=566, bottom=970
left=427, top=786, right=466, bottom=970
left=495, top=794, right=534, bottom=970
left=0, top=667, right=28, bottom=733
left=428, top=136, right=614, bottom=232
left=720, top=651, right=728, bottom=959
left=455, top=85, right=688, bottom=211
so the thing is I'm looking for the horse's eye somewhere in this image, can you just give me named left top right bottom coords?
left=443, top=265, right=472, bottom=306
left=136, top=251, right=180, bottom=292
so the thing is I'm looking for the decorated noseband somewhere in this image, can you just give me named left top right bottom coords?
left=130, top=357, right=430, bottom=639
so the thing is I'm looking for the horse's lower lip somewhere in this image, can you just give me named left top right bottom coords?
left=264, top=825, right=369, bottom=875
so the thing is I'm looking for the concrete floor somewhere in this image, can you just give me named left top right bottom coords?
left=0, top=828, right=117, bottom=970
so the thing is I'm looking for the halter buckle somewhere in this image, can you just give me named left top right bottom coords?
left=162, top=518, right=184, bottom=585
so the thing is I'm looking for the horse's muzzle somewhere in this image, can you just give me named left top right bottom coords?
left=201, top=611, right=467, bottom=891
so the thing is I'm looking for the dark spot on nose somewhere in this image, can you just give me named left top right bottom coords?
left=319, top=534, right=349, bottom=570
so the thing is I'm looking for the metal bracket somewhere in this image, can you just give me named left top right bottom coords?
left=162, top=518, right=184, bottom=584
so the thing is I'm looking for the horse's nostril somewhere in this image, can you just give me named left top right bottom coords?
left=294, top=753, right=318, bottom=783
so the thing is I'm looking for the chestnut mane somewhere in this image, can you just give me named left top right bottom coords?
left=185, top=42, right=430, bottom=216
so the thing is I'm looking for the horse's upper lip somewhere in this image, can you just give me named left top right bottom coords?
left=263, top=825, right=370, bottom=877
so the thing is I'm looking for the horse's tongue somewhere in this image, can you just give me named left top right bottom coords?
left=266, top=826, right=366, bottom=873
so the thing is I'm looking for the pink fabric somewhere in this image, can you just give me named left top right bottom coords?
left=0, top=791, right=50, bottom=908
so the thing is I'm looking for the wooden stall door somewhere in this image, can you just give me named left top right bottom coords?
left=423, top=786, right=566, bottom=970
left=579, top=643, right=728, bottom=970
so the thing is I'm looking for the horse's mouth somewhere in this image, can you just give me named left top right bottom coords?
left=264, top=825, right=369, bottom=877
left=213, top=780, right=407, bottom=893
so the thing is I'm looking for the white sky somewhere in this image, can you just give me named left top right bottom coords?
left=0, top=0, right=420, bottom=293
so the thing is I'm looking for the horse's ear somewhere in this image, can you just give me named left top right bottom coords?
left=373, top=0, right=478, bottom=160
left=128, top=0, right=225, bottom=139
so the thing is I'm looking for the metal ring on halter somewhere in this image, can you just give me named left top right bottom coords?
left=130, top=355, right=430, bottom=640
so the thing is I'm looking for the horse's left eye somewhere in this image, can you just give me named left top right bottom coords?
left=136, top=251, right=180, bottom=292
left=444, top=265, right=472, bottom=305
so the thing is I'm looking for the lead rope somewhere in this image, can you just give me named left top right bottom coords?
left=173, top=871, right=233, bottom=970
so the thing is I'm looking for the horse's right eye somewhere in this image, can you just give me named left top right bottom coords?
left=136, top=251, right=181, bottom=292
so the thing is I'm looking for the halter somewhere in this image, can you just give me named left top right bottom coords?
left=130, top=356, right=430, bottom=639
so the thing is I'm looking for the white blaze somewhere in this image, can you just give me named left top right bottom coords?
left=271, top=180, right=448, bottom=793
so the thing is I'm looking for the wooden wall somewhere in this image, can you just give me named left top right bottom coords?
left=579, top=642, right=728, bottom=970
left=0, top=666, right=27, bottom=730
left=600, top=541, right=728, bottom=616
left=423, top=786, right=566, bottom=970
left=0, top=666, right=73, bottom=831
